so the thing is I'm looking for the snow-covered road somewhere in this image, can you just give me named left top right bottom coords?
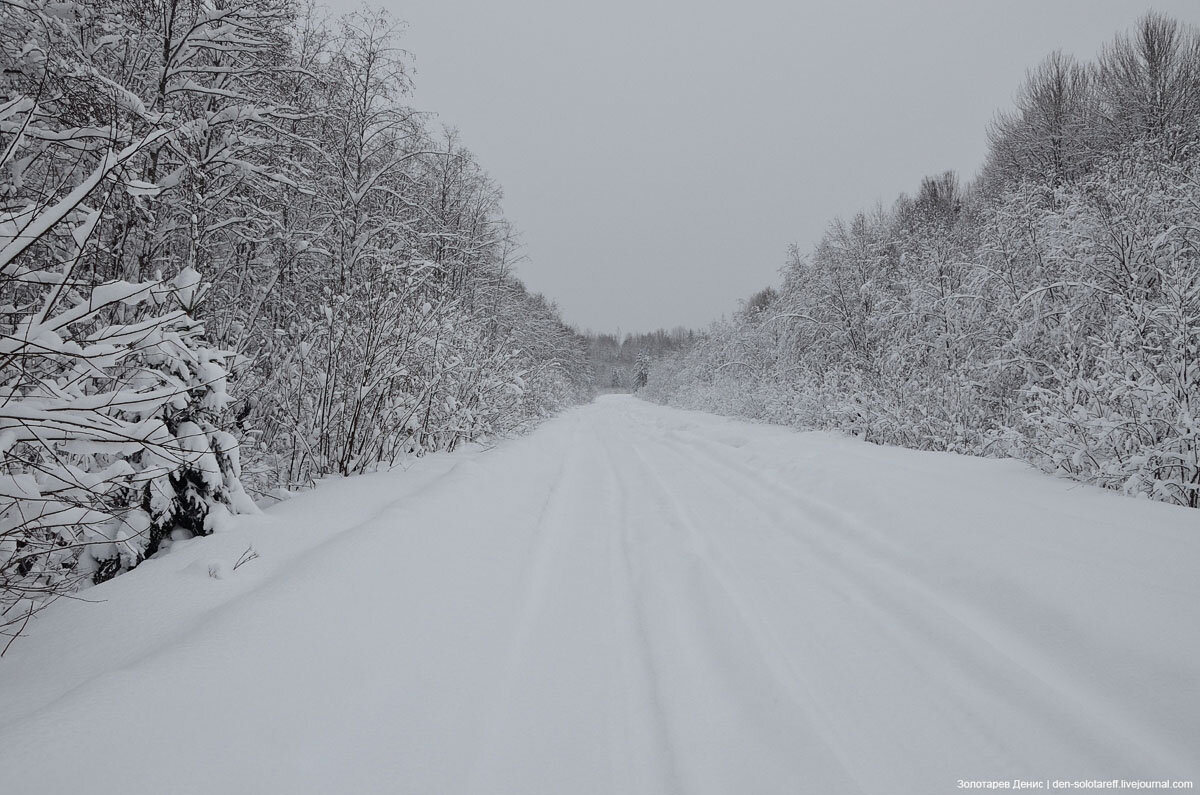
left=1, top=395, right=1197, bottom=794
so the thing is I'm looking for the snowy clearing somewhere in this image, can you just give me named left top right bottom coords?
left=0, top=395, right=1197, bottom=794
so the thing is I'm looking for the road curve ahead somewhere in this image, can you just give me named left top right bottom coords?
left=1, top=395, right=1197, bottom=794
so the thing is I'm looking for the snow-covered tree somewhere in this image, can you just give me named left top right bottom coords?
left=644, top=12, right=1200, bottom=508
left=1, top=0, right=595, bottom=643
left=0, top=0, right=254, bottom=629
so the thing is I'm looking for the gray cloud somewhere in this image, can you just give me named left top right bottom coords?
left=338, top=0, right=1200, bottom=332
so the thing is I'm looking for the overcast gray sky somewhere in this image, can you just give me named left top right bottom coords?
left=351, top=0, right=1200, bottom=334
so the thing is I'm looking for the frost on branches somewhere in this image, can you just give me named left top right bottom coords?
left=644, top=13, right=1200, bottom=509
left=1, top=0, right=593, bottom=640
left=1, top=0, right=254, bottom=638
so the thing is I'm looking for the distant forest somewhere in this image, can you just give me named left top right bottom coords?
left=585, top=329, right=694, bottom=391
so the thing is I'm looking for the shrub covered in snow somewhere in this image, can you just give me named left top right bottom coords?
left=1, top=0, right=591, bottom=640
left=645, top=14, right=1200, bottom=508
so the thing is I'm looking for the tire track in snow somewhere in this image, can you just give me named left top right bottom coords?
left=637, top=429, right=1024, bottom=778
left=645, top=419, right=1182, bottom=774
left=614, top=432, right=870, bottom=794
left=595, top=419, right=685, bottom=795
left=463, top=421, right=589, bottom=790
left=589, top=408, right=867, bottom=792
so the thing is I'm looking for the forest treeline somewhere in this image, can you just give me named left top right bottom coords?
left=646, top=13, right=1200, bottom=509
left=0, top=0, right=592, bottom=636
left=586, top=329, right=694, bottom=391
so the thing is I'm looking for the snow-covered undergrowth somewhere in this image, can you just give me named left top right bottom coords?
left=0, top=396, right=1195, bottom=794
left=1, top=0, right=592, bottom=634
left=644, top=17, right=1200, bottom=508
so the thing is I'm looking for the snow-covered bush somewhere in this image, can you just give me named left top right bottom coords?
left=0, top=0, right=255, bottom=635
left=1011, top=146, right=1200, bottom=505
left=645, top=13, right=1200, bottom=508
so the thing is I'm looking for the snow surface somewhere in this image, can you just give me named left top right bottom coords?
left=0, top=395, right=1197, bottom=794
